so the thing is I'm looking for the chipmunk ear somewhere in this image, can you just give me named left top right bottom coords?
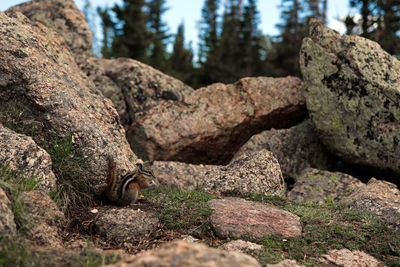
left=136, top=163, right=144, bottom=171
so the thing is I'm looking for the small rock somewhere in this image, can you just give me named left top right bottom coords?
left=203, top=150, right=285, bottom=196
left=107, top=240, right=261, bottom=267
left=22, top=190, right=66, bottom=247
left=319, top=249, right=385, bottom=267
left=220, top=240, right=263, bottom=252
left=236, top=119, right=330, bottom=179
left=95, top=208, right=159, bottom=243
left=179, top=235, right=200, bottom=243
left=0, top=187, right=17, bottom=235
left=347, top=178, right=400, bottom=234
left=265, top=259, right=303, bottom=267
left=209, top=198, right=302, bottom=239
left=0, top=125, right=56, bottom=191
left=288, top=168, right=365, bottom=204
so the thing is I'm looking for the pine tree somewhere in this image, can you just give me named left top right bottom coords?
left=239, top=0, right=265, bottom=77
left=216, top=0, right=243, bottom=83
left=112, top=0, right=153, bottom=62
left=97, top=6, right=114, bottom=59
left=265, top=0, right=304, bottom=77
left=168, top=23, right=195, bottom=85
left=197, top=0, right=221, bottom=86
left=346, top=0, right=400, bottom=56
left=147, top=0, right=170, bottom=71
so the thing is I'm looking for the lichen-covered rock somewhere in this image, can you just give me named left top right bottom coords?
left=107, top=240, right=261, bottom=267
left=0, top=187, right=17, bottom=235
left=0, top=12, right=139, bottom=193
left=22, top=190, right=66, bottom=247
left=7, top=0, right=92, bottom=62
left=236, top=119, right=330, bottom=178
left=209, top=198, right=302, bottom=239
left=128, top=76, right=306, bottom=164
left=300, top=19, right=400, bottom=176
left=95, top=208, right=159, bottom=243
left=319, top=249, right=385, bottom=267
left=81, top=57, right=193, bottom=128
left=347, top=178, right=400, bottom=234
left=202, top=150, right=285, bottom=196
left=0, top=124, right=56, bottom=191
left=288, top=168, right=365, bottom=204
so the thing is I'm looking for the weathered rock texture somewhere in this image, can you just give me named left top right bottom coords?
left=81, top=57, right=193, bottom=128
left=152, top=161, right=212, bottom=190
left=219, top=240, right=263, bottom=252
left=152, top=150, right=285, bottom=196
left=202, top=150, right=285, bottom=196
left=209, top=198, right=302, bottom=239
left=288, top=168, right=365, bottom=204
left=0, top=12, right=138, bottom=192
left=22, top=190, right=66, bottom=247
left=7, top=0, right=92, bottom=62
left=319, top=249, right=385, bottom=267
left=128, top=76, right=306, bottom=164
left=300, top=19, right=400, bottom=175
left=0, top=187, right=17, bottom=235
left=265, top=260, right=303, bottom=267
left=108, top=240, right=261, bottom=267
left=236, top=119, right=330, bottom=178
left=347, top=178, right=400, bottom=234
left=95, top=208, right=159, bottom=244
left=0, top=124, right=56, bottom=191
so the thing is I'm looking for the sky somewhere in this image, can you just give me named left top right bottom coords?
left=1, top=0, right=351, bottom=52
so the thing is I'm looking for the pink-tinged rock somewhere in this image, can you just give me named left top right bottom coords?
left=81, top=57, right=193, bottom=129
left=209, top=198, right=302, bottom=239
left=7, top=0, right=93, bottom=62
left=319, top=249, right=385, bottom=267
left=128, top=76, right=306, bottom=164
left=0, top=124, right=56, bottom=191
left=347, top=177, right=400, bottom=234
left=0, top=12, right=138, bottom=193
left=107, top=240, right=261, bottom=267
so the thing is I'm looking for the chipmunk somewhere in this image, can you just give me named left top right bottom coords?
left=106, top=160, right=158, bottom=205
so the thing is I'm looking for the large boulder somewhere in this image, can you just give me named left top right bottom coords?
left=81, top=57, right=193, bottom=128
left=0, top=124, right=56, bottom=191
left=128, top=76, right=306, bottom=164
left=235, top=119, right=330, bottom=178
left=7, top=0, right=92, bottom=63
left=0, top=12, right=138, bottom=193
left=300, top=19, right=400, bottom=176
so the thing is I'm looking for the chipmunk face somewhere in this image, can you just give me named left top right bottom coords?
left=135, top=163, right=159, bottom=188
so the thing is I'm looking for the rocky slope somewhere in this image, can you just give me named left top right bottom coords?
left=0, top=1, right=399, bottom=266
